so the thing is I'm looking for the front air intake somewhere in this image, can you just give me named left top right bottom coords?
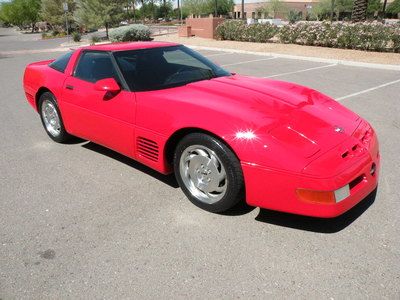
left=137, top=137, right=159, bottom=162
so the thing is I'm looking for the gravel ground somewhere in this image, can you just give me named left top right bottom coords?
left=154, top=34, right=400, bottom=65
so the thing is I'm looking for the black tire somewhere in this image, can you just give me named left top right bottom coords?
left=38, top=92, right=71, bottom=143
left=174, top=133, right=244, bottom=213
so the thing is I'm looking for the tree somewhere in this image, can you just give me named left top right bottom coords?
left=182, top=0, right=209, bottom=16
left=20, top=0, right=41, bottom=31
left=351, top=0, right=368, bottom=21
left=335, top=0, right=353, bottom=19
left=75, top=0, right=125, bottom=38
left=161, top=0, right=167, bottom=18
left=41, top=0, right=76, bottom=29
left=0, top=0, right=41, bottom=31
left=311, top=0, right=352, bottom=20
left=183, top=0, right=233, bottom=16
left=366, top=0, right=381, bottom=16
left=211, top=0, right=234, bottom=16
left=387, top=0, right=400, bottom=14
left=0, top=2, right=24, bottom=29
left=311, top=0, right=332, bottom=20
left=256, top=0, right=288, bottom=18
left=140, top=1, right=158, bottom=19
left=287, top=10, right=301, bottom=23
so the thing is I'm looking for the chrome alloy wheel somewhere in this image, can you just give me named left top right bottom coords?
left=41, top=99, right=61, bottom=137
left=179, top=145, right=227, bottom=204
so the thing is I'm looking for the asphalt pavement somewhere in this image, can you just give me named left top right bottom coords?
left=0, top=27, right=399, bottom=299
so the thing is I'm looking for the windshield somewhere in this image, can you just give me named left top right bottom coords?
left=113, top=45, right=230, bottom=91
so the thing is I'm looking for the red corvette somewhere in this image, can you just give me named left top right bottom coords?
left=23, top=42, right=379, bottom=217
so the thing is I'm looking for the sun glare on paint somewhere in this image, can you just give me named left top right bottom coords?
left=235, top=130, right=257, bottom=140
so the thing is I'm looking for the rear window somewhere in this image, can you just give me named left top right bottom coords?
left=49, top=51, right=73, bottom=73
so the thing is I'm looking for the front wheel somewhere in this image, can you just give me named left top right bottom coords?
left=174, top=133, right=244, bottom=213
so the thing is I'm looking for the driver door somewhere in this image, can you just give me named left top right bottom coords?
left=62, top=50, right=136, bottom=158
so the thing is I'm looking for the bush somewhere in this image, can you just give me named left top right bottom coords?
left=90, top=35, right=101, bottom=45
left=278, top=24, right=301, bottom=44
left=243, top=23, right=279, bottom=42
left=279, top=21, right=399, bottom=52
left=217, top=20, right=400, bottom=52
left=390, top=25, right=400, bottom=53
left=216, top=20, right=245, bottom=41
left=216, top=20, right=277, bottom=43
left=288, top=10, right=301, bottom=24
left=109, top=24, right=151, bottom=42
left=336, top=22, right=392, bottom=51
left=72, top=32, right=81, bottom=42
left=51, top=29, right=59, bottom=37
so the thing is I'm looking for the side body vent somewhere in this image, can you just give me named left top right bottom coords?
left=137, top=137, right=159, bottom=162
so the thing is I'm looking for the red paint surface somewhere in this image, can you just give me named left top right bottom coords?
left=23, top=42, right=380, bottom=217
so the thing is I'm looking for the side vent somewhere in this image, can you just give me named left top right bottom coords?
left=137, top=137, right=159, bottom=162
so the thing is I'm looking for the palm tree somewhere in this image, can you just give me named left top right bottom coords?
left=241, top=0, right=244, bottom=19
left=162, top=0, right=167, bottom=19
left=177, top=0, right=180, bottom=20
left=351, top=0, right=368, bottom=21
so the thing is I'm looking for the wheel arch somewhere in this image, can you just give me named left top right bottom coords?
left=35, top=87, right=52, bottom=111
left=164, top=127, right=240, bottom=167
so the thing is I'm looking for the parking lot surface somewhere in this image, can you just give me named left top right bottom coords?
left=1, top=31, right=399, bottom=298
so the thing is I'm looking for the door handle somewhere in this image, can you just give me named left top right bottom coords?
left=66, top=85, right=74, bottom=90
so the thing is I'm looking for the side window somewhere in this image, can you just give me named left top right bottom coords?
left=49, top=51, right=73, bottom=73
left=74, top=51, right=118, bottom=83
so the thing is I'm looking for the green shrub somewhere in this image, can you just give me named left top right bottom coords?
left=216, top=20, right=245, bottom=41
left=280, top=21, right=398, bottom=52
left=288, top=10, right=301, bottom=24
left=109, top=24, right=151, bottom=42
left=216, top=20, right=277, bottom=43
left=218, top=20, right=400, bottom=52
left=336, top=22, right=392, bottom=51
left=391, top=26, right=400, bottom=53
left=243, top=23, right=278, bottom=42
left=90, top=35, right=101, bottom=45
left=72, top=31, right=81, bottom=42
left=278, top=24, right=301, bottom=44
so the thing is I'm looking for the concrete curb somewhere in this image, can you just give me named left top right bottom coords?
left=188, top=45, right=400, bottom=71
left=60, top=40, right=111, bottom=48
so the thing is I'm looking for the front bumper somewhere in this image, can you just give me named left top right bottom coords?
left=241, top=131, right=380, bottom=218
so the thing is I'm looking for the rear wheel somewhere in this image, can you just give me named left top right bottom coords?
left=174, top=133, right=244, bottom=213
left=38, top=92, right=71, bottom=143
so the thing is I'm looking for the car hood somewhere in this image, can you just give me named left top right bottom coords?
left=185, top=75, right=360, bottom=159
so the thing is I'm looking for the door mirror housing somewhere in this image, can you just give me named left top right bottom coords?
left=94, top=78, right=121, bottom=93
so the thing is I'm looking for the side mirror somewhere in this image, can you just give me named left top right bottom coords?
left=94, top=78, right=121, bottom=93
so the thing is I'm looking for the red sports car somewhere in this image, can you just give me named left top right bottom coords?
left=23, top=42, right=379, bottom=217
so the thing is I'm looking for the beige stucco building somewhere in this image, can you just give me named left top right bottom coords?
left=233, top=0, right=319, bottom=19
left=233, top=0, right=396, bottom=20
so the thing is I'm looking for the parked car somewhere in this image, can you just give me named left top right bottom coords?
left=23, top=42, right=380, bottom=217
